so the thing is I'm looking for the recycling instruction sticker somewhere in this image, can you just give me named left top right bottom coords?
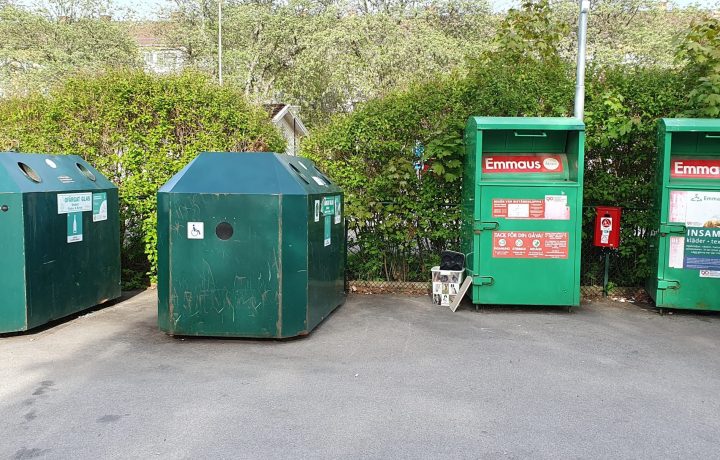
left=92, top=192, right=108, bottom=222
left=324, top=215, right=331, bottom=246
left=322, top=197, right=335, bottom=215
left=491, top=195, right=569, bottom=220
left=334, top=196, right=341, bottom=224
left=67, top=212, right=83, bottom=243
left=57, top=193, right=92, bottom=214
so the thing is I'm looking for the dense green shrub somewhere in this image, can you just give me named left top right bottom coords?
left=0, top=70, right=285, bottom=287
left=303, top=60, right=696, bottom=286
left=302, top=1, right=715, bottom=287
left=677, top=15, right=720, bottom=117
left=303, top=53, right=575, bottom=281
left=582, top=67, right=692, bottom=285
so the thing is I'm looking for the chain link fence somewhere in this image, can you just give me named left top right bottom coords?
left=345, top=207, right=654, bottom=301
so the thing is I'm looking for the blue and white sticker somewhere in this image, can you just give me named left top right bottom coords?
left=67, top=212, right=83, bottom=243
left=92, top=192, right=107, bottom=222
left=187, top=222, right=204, bottom=239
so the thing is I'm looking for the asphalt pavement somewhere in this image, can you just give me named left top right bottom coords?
left=1, top=291, right=719, bottom=459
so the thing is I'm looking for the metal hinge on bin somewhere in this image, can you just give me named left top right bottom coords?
left=474, top=276, right=494, bottom=286
left=657, top=279, right=680, bottom=290
left=659, top=223, right=686, bottom=236
left=473, top=221, right=499, bottom=234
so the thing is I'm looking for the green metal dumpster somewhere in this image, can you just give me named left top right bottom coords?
left=157, top=152, right=345, bottom=338
left=461, top=117, right=585, bottom=308
left=0, top=153, right=121, bottom=333
left=647, top=118, right=720, bottom=311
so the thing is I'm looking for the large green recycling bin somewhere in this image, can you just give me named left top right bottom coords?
left=461, top=117, right=585, bottom=307
left=0, top=153, right=121, bottom=333
left=157, top=152, right=345, bottom=338
left=647, top=118, right=720, bottom=311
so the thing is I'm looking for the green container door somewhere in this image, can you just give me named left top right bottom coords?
left=462, top=118, right=585, bottom=307
left=475, top=185, right=581, bottom=305
left=0, top=153, right=121, bottom=333
left=160, top=194, right=284, bottom=336
left=157, top=152, right=345, bottom=338
left=648, top=119, right=720, bottom=311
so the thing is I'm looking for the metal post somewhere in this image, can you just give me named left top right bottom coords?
left=603, top=252, right=610, bottom=297
left=218, top=0, right=223, bottom=85
left=574, top=0, right=590, bottom=120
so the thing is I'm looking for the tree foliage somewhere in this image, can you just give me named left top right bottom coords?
left=678, top=15, right=720, bottom=116
left=0, top=70, right=285, bottom=287
left=0, top=0, right=712, bottom=126
left=303, top=2, right=576, bottom=281
left=303, top=1, right=700, bottom=286
left=154, top=0, right=708, bottom=125
left=582, top=67, right=690, bottom=284
left=160, top=0, right=496, bottom=124
left=0, top=3, right=140, bottom=96
left=0, top=0, right=716, bottom=289
left=551, top=0, right=702, bottom=68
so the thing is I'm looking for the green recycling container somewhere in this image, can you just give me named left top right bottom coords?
left=461, top=117, right=585, bottom=308
left=647, top=118, right=720, bottom=311
left=157, top=152, right=346, bottom=338
left=0, top=153, right=121, bottom=333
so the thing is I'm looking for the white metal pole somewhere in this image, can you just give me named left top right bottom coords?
left=574, top=0, right=590, bottom=120
left=218, top=0, right=223, bottom=85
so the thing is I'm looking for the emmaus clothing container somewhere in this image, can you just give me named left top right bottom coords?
left=0, top=153, right=120, bottom=333
left=647, top=118, right=720, bottom=311
left=461, top=117, right=585, bottom=308
left=157, top=152, right=345, bottom=338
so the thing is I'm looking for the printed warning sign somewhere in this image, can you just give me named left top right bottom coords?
left=600, top=217, right=613, bottom=244
left=491, top=195, right=570, bottom=220
left=492, top=231, right=569, bottom=259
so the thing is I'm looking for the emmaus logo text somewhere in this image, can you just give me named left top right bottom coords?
left=482, top=155, right=564, bottom=174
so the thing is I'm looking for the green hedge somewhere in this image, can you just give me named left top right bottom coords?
left=302, top=60, right=692, bottom=285
left=0, top=70, right=285, bottom=288
left=303, top=55, right=573, bottom=281
left=582, top=68, right=691, bottom=285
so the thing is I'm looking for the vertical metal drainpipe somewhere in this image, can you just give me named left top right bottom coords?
left=574, top=0, right=590, bottom=121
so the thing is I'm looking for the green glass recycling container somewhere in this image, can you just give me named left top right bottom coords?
left=157, top=152, right=346, bottom=338
left=0, top=152, right=120, bottom=333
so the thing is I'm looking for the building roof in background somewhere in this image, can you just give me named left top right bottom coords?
left=128, top=21, right=173, bottom=48
left=265, top=103, right=286, bottom=120
left=265, top=104, right=309, bottom=137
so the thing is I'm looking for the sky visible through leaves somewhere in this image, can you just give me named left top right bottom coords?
left=18, top=0, right=720, bottom=19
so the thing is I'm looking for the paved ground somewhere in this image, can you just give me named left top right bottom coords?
left=1, top=292, right=719, bottom=459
